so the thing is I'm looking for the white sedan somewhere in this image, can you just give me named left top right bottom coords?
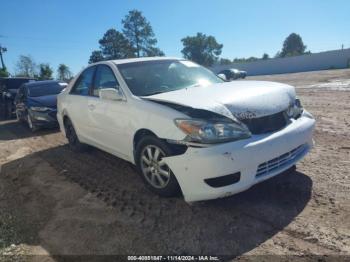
left=57, top=57, right=315, bottom=202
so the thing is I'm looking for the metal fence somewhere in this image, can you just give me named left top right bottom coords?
left=212, top=48, right=350, bottom=76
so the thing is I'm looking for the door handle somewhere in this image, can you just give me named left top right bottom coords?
left=88, top=104, right=96, bottom=110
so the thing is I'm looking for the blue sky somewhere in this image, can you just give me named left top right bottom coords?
left=1, top=0, right=349, bottom=76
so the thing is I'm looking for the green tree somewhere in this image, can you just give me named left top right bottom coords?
left=38, top=63, right=53, bottom=80
left=15, top=55, right=37, bottom=77
left=219, top=58, right=232, bottom=65
left=144, top=46, right=165, bottom=57
left=280, top=33, right=307, bottom=57
left=89, top=50, right=104, bottom=64
left=181, top=33, right=223, bottom=67
left=262, top=53, right=269, bottom=60
left=0, top=68, right=9, bottom=77
left=98, top=29, right=134, bottom=59
left=122, top=9, right=163, bottom=57
left=274, top=51, right=281, bottom=58
left=57, top=64, right=72, bottom=81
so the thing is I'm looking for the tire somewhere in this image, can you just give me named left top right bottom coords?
left=6, top=102, right=13, bottom=119
left=16, top=110, right=24, bottom=123
left=1, top=101, right=10, bottom=119
left=0, top=102, right=5, bottom=119
left=135, top=135, right=181, bottom=197
left=27, top=113, right=38, bottom=132
left=64, top=118, right=87, bottom=152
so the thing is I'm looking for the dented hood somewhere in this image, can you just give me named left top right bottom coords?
left=143, top=81, right=296, bottom=119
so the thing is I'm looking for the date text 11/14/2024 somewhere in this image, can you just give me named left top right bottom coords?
left=127, top=255, right=220, bottom=261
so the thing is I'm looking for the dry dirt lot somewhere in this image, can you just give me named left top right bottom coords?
left=0, top=69, right=349, bottom=261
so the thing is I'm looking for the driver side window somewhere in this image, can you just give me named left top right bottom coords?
left=93, top=65, right=119, bottom=97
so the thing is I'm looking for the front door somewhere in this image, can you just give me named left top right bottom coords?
left=87, top=64, right=130, bottom=159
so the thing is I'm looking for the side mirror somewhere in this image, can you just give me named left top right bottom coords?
left=217, top=73, right=227, bottom=81
left=99, top=88, right=125, bottom=101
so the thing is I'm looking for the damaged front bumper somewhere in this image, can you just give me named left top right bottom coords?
left=164, top=111, right=315, bottom=202
left=29, top=109, right=58, bottom=127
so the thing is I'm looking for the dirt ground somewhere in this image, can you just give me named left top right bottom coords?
left=0, top=69, right=349, bottom=261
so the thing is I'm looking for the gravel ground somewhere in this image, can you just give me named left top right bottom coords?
left=0, top=69, right=349, bottom=261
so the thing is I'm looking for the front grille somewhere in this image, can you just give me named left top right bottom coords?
left=240, top=111, right=287, bottom=135
left=255, top=144, right=307, bottom=178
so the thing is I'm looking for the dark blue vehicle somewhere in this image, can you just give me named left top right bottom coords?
left=15, top=80, right=67, bottom=131
left=0, top=77, right=36, bottom=119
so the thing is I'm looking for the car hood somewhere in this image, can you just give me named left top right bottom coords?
left=143, top=81, right=296, bottom=119
left=28, top=95, right=57, bottom=108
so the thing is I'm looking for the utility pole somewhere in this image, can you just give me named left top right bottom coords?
left=0, top=44, right=7, bottom=70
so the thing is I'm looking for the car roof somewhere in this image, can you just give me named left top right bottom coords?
left=0, top=78, right=36, bottom=89
left=109, top=56, right=181, bottom=65
left=0, top=77, right=35, bottom=80
left=24, top=80, right=65, bottom=88
left=0, top=77, right=35, bottom=84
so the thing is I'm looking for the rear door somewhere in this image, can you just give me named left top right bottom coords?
left=66, top=66, right=96, bottom=142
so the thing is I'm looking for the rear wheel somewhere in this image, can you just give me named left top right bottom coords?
left=135, top=136, right=180, bottom=197
left=64, top=118, right=87, bottom=152
left=0, top=102, right=6, bottom=119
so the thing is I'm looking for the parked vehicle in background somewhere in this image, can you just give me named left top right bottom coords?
left=218, top=68, right=247, bottom=81
left=15, top=80, right=67, bottom=131
left=0, top=77, right=36, bottom=119
left=57, top=57, right=315, bottom=202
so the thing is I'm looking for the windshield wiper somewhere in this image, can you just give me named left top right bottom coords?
left=187, top=83, right=201, bottom=88
left=143, top=91, right=166, bottom=96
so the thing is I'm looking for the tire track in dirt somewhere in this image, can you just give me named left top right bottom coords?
left=37, top=143, right=341, bottom=254
left=4, top=121, right=342, bottom=254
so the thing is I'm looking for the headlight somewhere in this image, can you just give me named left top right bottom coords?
left=287, top=98, right=303, bottom=119
left=5, top=92, right=12, bottom=98
left=30, top=106, right=51, bottom=112
left=174, top=118, right=251, bottom=144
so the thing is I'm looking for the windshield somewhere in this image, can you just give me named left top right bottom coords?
left=28, top=82, right=66, bottom=97
left=117, top=59, right=223, bottom=96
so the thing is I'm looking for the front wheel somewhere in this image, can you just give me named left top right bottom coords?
left=27, top=114, right=38, bottom=132
left=135, top=136, right=180, bottom=197
left=16, top=110, right=25, bottom=123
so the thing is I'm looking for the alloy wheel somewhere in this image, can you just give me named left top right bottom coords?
left=140, top=145, right=172, bottom=189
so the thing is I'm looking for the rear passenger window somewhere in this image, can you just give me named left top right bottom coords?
left=70, top=66, right=95, bottom=96
left=92, top=65, right=119, bottom=97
